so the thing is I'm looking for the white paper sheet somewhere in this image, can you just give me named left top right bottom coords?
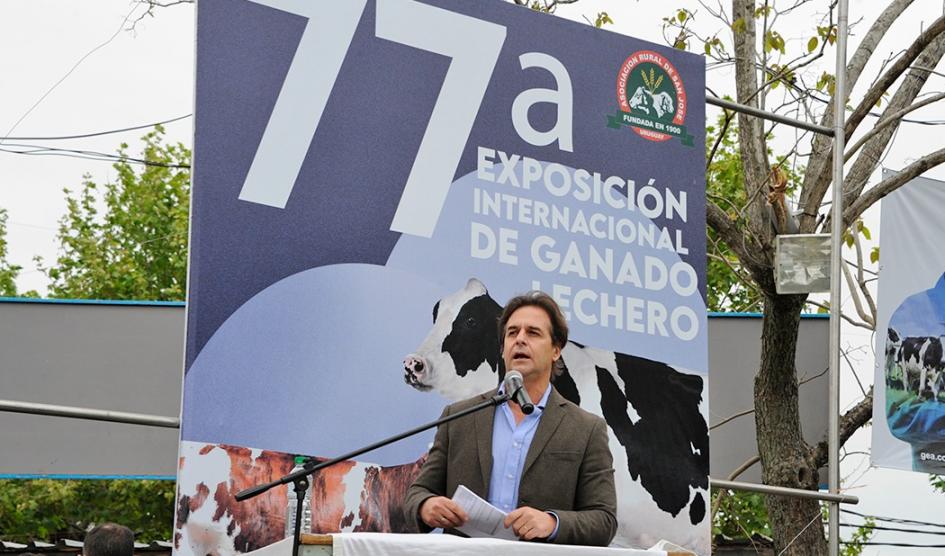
left=451, top=485, right=518, bottom=541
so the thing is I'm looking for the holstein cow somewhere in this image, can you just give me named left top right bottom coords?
left=174, top=444, right=424, bottom=556
left=896, top=335, right=945, bottom=400
left=403, top=278, right=709, bottom=551
left=885, top=327, right=904, bottom=390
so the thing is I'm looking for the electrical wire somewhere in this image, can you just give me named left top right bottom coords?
left=844, top=541, right=945, bottom=547
left=0, top=114, right=191, bottom=142
left=0, top=3, right=145, bottom=146
left=842, top=508, right=945, bottom=529
left=0, top=144, right=189, bottom=169
left=840, top=522, right=945, bottom=536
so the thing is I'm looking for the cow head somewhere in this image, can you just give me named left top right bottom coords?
left=629, top=87, right=650, bottom=113
left=403, top=278, right=503, bottom=401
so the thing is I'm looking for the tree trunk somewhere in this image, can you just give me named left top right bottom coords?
left=755, top=293, right=825, bottom=555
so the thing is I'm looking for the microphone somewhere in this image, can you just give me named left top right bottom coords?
left=503, top=370, right=534, bottom=415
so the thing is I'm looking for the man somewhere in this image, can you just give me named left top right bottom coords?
left=404, top=291, right=617, bottom=546
left=83, top=523, right=134, bottom=556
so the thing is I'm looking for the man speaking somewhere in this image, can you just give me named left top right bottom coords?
left=403, top=291, right=617, bottom=546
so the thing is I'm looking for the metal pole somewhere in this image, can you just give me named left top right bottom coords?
left=711, top=479, right=859, bottom=504
left=706, top=95, right=834, bottom=136
left=0, top=398, right=180, bottom=428
left=829, top=1, right=850, bottom=554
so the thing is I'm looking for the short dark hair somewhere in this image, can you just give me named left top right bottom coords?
left=498, top=290, right=569, bottom=350
left=84, top=523, right=134, bottom=556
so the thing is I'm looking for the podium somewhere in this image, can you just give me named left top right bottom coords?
left=247, top=533, right=692, bottom=556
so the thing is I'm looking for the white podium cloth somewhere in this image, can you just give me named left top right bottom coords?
left=331, top=533, right=669, bottom=556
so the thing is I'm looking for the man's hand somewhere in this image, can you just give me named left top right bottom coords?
left=419, top=496, right=468, bottom=529
left=504, top=506, right=556, bottom=540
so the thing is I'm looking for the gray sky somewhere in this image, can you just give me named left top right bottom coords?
left=2, top=0, right=945, bottom=553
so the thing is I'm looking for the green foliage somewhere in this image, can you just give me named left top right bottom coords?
left=594, top=11, right=613, bottom=28
left=843, top=219, right=871, bottom=247
left=712, top=489, right=771, bottom=541
left=0, top=479, right=176, bottom=542
left=37, top=126, right=190, bottom=301
left=705, top=115, right=757, bottom=312
left=763, top=30, right=786, bottom=54
left=0, top=209, right=23, bottom=297
left=841, top=516, right=876, bottom=556
left=931, top=474, right=945, bottom=494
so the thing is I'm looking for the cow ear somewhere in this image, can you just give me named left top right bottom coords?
left=466, top=277, right=487, bottom=294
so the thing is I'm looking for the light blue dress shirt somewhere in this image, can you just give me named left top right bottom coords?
left=488, top=383, right=559, bottom=539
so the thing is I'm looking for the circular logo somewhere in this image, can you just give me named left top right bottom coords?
left=616, top=50, right=687, bottom=143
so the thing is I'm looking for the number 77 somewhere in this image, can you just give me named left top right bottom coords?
left=237, top=0, right=507, bottom=238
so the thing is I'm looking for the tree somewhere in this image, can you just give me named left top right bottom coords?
left=0, top=209, right=24, bottom=297
left=0, top=478, right=176, bottom=543
left=37, top=125, right=190, bottom=301
left=662, top=1, right=945, bottom=553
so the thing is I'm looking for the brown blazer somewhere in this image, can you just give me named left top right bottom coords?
left=403, top=386, right=617, bottom=546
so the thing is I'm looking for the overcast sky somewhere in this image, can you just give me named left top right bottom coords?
left=2, top=0, right=945, bottom=553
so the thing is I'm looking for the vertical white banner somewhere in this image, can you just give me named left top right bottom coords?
left=872, top=171, right=945, bottom=473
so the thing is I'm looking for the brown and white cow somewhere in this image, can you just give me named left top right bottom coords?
left=174, top=443, right=424, bottom=556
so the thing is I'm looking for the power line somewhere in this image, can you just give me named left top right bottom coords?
left=0, top=3, right=145, bottom=146
left=842, top=508, right=945, bottom=530
left=844, top=541, right=945, bottom=547
left=0, top=114, right=192, bottom=141
left=0, top=144, right=189, bottom=169
left=840, top=522, right=945, bottom=536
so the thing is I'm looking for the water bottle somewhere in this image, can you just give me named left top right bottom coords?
left=285, top=456, right=313, bottom=538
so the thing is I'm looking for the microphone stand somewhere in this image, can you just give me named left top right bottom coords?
left=235, top=390, right=514, bottom=556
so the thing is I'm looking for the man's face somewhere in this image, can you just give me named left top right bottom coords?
left=502, top=305, right=561, bottom=382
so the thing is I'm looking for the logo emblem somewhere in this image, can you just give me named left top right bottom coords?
left=608, top=50, right=693, bottom=146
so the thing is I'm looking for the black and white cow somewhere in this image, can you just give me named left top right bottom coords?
left=885, top=327, right=904, bottom=390
left=403, top=278, right=709, bottom=553
left=896, top=335, right=945, bottom=400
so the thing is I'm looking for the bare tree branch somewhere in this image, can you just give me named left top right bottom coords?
left=843, top=33, right=945, bottom=204
left=707, top=200, right=774, bottom=291
left=852, top=231, right=877, bottom=320
left=844, top=92, right=945, bottom=163
left=846, top=15, right=945, bottom=138
left=841, top=249, right=875, bottom=327
left=732, top=0, right=774, bottom=253
left=833, top=146, right=945, bottom=227
left=806, top=300, right=874, bottom=330
left=798, top=0, right=920, bottom=231
left=813, top=388, right=872, bottom=468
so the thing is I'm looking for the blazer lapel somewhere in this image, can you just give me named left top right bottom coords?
left=522, top=387, right=567, bottom=476
left=475, top=389, right=498, bottom=493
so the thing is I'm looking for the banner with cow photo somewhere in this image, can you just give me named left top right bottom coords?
left=178, top=0, right=708, bottom=554
left=872, top=171, right=945, bottom=474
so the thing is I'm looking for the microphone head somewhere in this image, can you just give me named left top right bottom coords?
left=504, top=370, right=524, bottom=387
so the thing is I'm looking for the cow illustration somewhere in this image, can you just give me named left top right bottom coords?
left=885, top=327, right=904, bottom=390
left=174, top=444, right=425, bottom=556
left=628, top=87, right=652, bottom=115
left=627, top=87, right=675, bottom=120
left=648, top=90, right=675, bottom=119
left=403, top=278, right=709, bottom=552
left=897, top=335, right=945, bottom=398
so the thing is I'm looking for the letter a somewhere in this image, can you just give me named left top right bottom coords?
left=511, top=52, right=574, bottom=152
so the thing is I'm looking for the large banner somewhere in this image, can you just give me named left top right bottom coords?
left=177, top=1, right=708, bottom=554
left=873, top=172, right=945, bottom=474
